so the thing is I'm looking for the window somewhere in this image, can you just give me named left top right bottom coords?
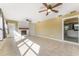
left=64, top=25, right=69, bottom=30
left=74, top=24, right=79, bottom=31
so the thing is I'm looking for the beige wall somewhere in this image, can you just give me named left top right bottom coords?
left=35, top=16, right=62, bottom=40
left=35, top=11, right=79, bottom=40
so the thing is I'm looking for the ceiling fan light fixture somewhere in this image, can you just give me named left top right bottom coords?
left=48, top=9, right=51, bottom=12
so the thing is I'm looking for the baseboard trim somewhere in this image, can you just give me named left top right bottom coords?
left=35, top=34, right=79, bottom=46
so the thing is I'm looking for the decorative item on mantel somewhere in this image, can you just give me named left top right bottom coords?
left=26, top=19, right=31, bottom=22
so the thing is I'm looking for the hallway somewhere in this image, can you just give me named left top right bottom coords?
left=16, top=35, right=79, bottom=56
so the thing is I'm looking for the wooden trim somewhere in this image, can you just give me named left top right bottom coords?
left=19, top=28, right=29, bottom=29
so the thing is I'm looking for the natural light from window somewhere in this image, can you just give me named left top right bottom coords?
left=12, top=30, right=40, bottom=56
left=13, top=30, right=25, bottom=42
left=17, top=39, right=40, bottom=56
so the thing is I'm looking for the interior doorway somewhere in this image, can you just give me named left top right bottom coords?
left=63, top=16, right=79, bottom=43
left=8, top=23, right=16, bottom=37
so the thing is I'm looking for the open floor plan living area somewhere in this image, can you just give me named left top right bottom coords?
left=0, top=3, right=79, bottom=56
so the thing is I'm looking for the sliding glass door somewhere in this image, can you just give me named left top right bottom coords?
left=64, top=17, right=79, bottom=43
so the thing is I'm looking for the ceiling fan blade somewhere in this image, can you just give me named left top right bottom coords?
left=51, top=9, right=58, bottom=13
left=43, top=3, right=48, bottom=7
left=52, top=3, right=62, bottom=8
left=39, top=9, right=47, bottom=13
left=46, top=12, right=50, bottom=16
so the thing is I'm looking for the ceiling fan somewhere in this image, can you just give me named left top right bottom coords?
left=39, top=3, right=62, bottom=16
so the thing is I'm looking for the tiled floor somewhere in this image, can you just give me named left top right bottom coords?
left=0, top=37, right=20, bottom=56
left=17, top=35, right=79, bottom=56
left=0, top=35, right=79, bottom=56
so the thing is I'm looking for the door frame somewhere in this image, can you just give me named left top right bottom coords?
left=8, top=23, right=16, bottom=37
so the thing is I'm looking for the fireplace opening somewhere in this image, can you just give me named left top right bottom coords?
left=21, top=30, right=27, bottom=35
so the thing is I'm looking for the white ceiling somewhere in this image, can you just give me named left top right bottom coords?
left=0, top=3, right=79, bottom=23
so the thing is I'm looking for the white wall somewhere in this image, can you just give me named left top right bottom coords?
left=18, top=20, right=29, bottom=28
left=29, top=23, right=36, bottom=35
